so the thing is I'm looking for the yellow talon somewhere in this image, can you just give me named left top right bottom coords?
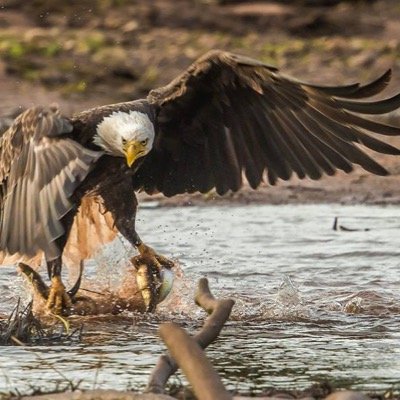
left=46, top=275, right=72, bottom=315
left=137, top=243, right=175, bottom=269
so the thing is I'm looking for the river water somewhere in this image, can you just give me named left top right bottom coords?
left=0, top=204, right=399, bottom=395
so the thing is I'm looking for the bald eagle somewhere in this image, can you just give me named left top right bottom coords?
left=1, top=50, right=400, bottom=314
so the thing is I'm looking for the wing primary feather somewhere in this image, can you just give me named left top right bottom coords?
left=336, top=69, right=392, bottom=99
left=206, top=109, right=241, bottom=191
left=274, top=108, right=336, bottom=176
left=246, top=97, right=293, bottom=181
left=8, top=176, right=22, bottom=253
left=302, top=82, right=360, bottom=97
left=350, top=129, right=400, bottom=155
left=263, top=110, right=307, bottom=179
left=276, top=77, right=400, bottom=138
left=222, top=126, right=242, bottom=191
left=274, top=84, right=370, bottom=174
left=238, top=90, right=294, bottom=183
left=250, top=102, right=296, bottom=180
left=299, top=108, right=388, bottom=175
left=304, top=99, right=400, bottom=154
left=234, top=102, right=266, bottom=179
left=200, top=139, right=217, bottom=193
left=228, top=96, right=265, bottom=187
left=270, top=109, right=323, bottom=180
left=206, top=118, right=231, bottom=195
left=274, top=87, right=400, bottom=172
left=224, top=106, right=260, bottom=188
left=278, top=82, right=400, bottom=146
left=18, top=168, right=29, bottom=253
left=334, top=92, right=400, bottom=115
left=261, top=89, right=323, bottom=179
left=301, top=69, right=391, bottom=99
left=288, top=110, right=355, bottom=173
left=307, top=96, right=400, bottom=136
left=256, top=93, right=315, bottom=179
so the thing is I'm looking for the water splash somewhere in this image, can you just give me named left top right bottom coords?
left=276, top=275, right=302, bottom=307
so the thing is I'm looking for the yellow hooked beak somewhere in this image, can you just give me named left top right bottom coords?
left=124, top=140, right=146, bottom=168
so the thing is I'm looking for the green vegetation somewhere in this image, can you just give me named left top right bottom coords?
left=0, top=0, right=398, bottom=103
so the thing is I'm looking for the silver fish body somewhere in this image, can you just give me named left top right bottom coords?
left=135, top=263, right=174, bottom=312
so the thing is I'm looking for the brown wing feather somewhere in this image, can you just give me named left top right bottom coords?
left=0, top=106, right=103, bottom=260
left=134, top=50, right=400, bottom=196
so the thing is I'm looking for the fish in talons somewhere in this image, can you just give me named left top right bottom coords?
left=18, top=260, right=174, bottom=318
left=130, top=254, right=175, bottom=313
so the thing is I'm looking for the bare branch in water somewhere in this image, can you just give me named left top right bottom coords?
left=160, top=322, right=232, bottom=400
left=146, top=277, right=234, bottom=394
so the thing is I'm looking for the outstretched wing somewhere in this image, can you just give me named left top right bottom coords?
left=0, top=106, right=103, bottom=260
left=133, top=50, right=400, bottom=196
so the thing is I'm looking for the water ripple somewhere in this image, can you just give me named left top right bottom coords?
left=1, top=204, right=400, bottom=394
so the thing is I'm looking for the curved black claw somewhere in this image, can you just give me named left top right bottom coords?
left=67, top=261, right=84, bottom=298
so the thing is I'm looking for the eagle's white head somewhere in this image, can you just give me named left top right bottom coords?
left=94, top=110, right=155, bottom=167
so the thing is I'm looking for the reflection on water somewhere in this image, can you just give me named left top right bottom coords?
left=1, top=204, right=400, bottom=395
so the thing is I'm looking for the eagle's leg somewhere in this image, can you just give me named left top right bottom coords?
left=100, top=179, right=174, bottom=271
left=46, top=258, right=72, bottom=314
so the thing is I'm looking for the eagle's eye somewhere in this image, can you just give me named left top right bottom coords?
left=141, top=139, right=148, bottom=146
left=122, top=138, right=127, bottom=146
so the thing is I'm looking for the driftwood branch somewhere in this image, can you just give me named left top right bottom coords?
left=160, top=322, right=232, bottom=400
left=146, top=277, right=234, bottom=394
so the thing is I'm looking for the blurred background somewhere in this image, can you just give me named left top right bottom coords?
left=0, top=0, right=399, bottom=111
left=0, top=0, right=400, bottom=203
